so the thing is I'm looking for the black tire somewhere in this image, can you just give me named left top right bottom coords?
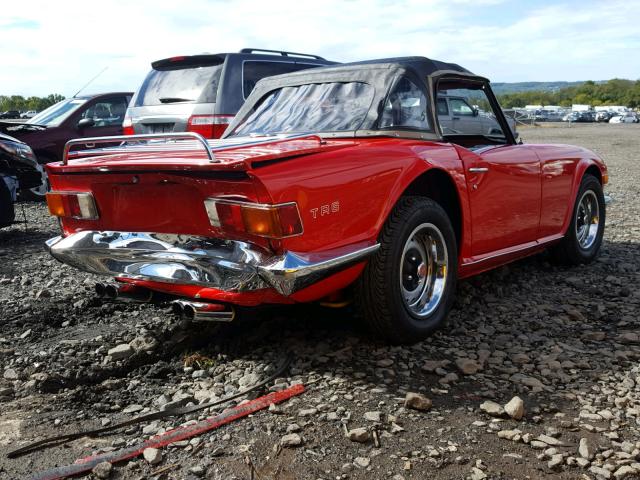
left=356, top=196, right=458, bottom=344
left=0, top=178, right=16, bottom=228
left=550, top=174, right=605, bottom=265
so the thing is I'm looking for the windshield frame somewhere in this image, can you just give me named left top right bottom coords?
left=28, top=98, right=87, bottom=127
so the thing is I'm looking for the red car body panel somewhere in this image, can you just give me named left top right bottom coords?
left=46, top=133, right=606, bottom=304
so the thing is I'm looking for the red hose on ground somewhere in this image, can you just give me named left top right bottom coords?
left=28, top=384, right=305, bottom=480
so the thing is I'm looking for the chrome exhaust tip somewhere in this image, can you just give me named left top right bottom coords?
left=96, top=283, right=154, bottom=303
left=171, top=300, right=235, bottom=322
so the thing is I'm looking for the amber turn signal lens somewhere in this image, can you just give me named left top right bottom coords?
left=46, top=193, right=66, bottom=217
left=46, top=192, right=99, bottom=220
left=602, top=173, right=609, bottom=185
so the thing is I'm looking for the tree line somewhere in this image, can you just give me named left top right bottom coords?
left=0, top=94, right=65, bottom=113
left=2, top=78, right=640, bottom=114
left=496, top=79, right=640, bottom=109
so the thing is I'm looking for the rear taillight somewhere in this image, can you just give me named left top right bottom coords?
left=204, top=198, right=303, bottom=239
left=122, top=115, right=134, bottom=135
left=46, top=192, right=99, bottom=220
left=187, top=114, right=234, bottom=139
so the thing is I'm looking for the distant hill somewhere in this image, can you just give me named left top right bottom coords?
left=491, top=81, right=604, bottom=95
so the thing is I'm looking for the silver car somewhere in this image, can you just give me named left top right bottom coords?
left=125, top=48, right=336, bottom=139
left=437, top=95, right=516, bottom=137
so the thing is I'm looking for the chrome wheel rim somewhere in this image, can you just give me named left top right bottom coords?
left=399, top=223, right=448, bottom=318
left=575, top=190, right=599, bottom=249
left=29, top=166, right=49, bottom=198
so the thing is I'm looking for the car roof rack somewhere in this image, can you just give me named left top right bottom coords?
left=239, top=48, right=325, bottom=60
left=63, top=132, right=216, bottom=164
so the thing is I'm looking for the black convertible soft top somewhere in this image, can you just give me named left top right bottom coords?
left=224, top=56, right=489, bottom=140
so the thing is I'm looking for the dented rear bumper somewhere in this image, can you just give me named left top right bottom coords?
left=45, top=231, right=378, bottom=296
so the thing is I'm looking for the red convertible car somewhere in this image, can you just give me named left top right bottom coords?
left=44, top=57, right=607, bottom=343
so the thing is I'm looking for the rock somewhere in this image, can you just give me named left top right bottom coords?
left=404, top=392, right=432, bottom=411
left=510, top=374, right=544, bottom=390
left=19, top=329, right=31, bottom=339
left=497, top=429, right=521, bottom=440
left=617, top=332, right=639, bottom=344
left=107, top=344, right=134, bottom=361
left=189, top=465, right=206, bottom=477
left=422, top=360, right=446, bottom=372
left=3, top=368, right=18, bottom=380
left=590, top=466, right=612, bottom=479
left=143, top=447, right=162, bottom=465
left=456, top=358, right=482, bottom=375
left=376, top=358, right=394, bottom=367
left=470, top=467, right=487, bottom=480
left=504, top=396, right=525, bottom=420
left=364, top=411, right=382, bottom=422
left=576, top=457, right=590, bottom=467
left=579, top=437, right=595, bottom=460
left=480, top=401, right=504, bottom=417
left=280, top=433, right=303, bottom=447
left=129, top=335, right=158, bottom=353
left=347, top=427, right=370, bottom=443
left=613, top=465, right=637, bottom=479
left=354, top=457, right=370, bottom=468
left=537, top=434, right=564, bottom=446
left=239, top=372, right=260, bottom=387
left=92, top=461, right=113, bottom=479
left=298, top=408, right=317, bottom=417
left=548, top=454, right=564, bottom=469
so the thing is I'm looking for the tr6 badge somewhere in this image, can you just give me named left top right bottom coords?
left=310, top=201, right=340, bottom=219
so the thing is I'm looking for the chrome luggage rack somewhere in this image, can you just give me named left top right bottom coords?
left=62, top=132, right=216, bottom=165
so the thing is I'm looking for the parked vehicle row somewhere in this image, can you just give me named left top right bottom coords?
left=45, top=56, right=608, bottom=343
left=1, top=49, right=335, bottom=199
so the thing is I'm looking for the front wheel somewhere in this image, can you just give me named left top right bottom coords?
left=550, top=174, right=605, bottom=265
left=356, top=196, right=457, bottom=344
left=22, top=160, right=50, bottom=201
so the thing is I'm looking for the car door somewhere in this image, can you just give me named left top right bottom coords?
left=435, top=81, right=541, bottom=256
left=460, top=145, right=541, bottom=256
left=75, top=95, right=131, bottom=138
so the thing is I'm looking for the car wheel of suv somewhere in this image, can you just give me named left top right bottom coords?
left=356, top=196, right=457, bottom=344
left=0, top=178, right=16, bottom=228
left=550, top=174, right=605, bottom=265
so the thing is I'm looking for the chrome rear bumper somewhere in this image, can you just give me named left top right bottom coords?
left=45, top=232, right=379, bottom=296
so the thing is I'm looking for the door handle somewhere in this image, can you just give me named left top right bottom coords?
left=452, top=116, right=460, bottom=120
left=468, top=167, right=489, bottom=173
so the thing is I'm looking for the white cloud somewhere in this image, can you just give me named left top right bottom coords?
left=1, top=0, right=638, bottom=96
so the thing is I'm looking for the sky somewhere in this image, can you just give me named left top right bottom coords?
left=2, top=0, right=639, bottom=97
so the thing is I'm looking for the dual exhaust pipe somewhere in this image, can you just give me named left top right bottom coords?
left=95, top=282, right=235, bottom=322
left=172, top=300, right=235, bottom=322
left=95, top=282, right=153, bottom=302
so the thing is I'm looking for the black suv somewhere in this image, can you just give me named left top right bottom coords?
left=124, top=48, right=336, bottom=138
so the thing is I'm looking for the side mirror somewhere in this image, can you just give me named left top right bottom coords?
left=472, top=107, right=479, bottom=117
left=77, top=118, right=95, bottom=129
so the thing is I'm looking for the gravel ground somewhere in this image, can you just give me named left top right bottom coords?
left=0, top=123, right=639, bottom=480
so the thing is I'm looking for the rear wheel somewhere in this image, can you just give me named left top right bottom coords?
left=356, top=196, right=457, bottom=344
left=550, top=174, right=605, bottom=265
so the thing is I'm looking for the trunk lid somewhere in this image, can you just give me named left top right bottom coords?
left=47, top=135, right=353, bottom=239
